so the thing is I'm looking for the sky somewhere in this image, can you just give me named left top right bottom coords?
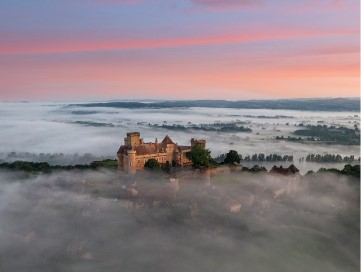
left=0, top=0, right=359, bottom=100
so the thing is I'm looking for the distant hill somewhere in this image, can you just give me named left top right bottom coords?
left=76, top=98, right=360, bottom=112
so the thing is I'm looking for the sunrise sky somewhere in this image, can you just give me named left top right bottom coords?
left=0, top=0, right=359, bottom=100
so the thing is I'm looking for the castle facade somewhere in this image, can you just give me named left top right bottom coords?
left=117, top=132, right=206, bottom=173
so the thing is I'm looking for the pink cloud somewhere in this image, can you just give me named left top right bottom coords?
left=0, top=37, right=358, bottom=100
left=0, top=27, right=357, bottom=55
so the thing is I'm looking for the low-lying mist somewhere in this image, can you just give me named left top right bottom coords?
left=0, top=169, right=359, bottom=272
left=0, top=102, right=359, bottom=162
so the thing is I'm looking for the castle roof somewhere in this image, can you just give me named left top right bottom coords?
left=161, top=135, right=174, bottom=144
left=117, top=133, right=193, bottom=156
left=117, top=145, right=129, bottom=154
left=178, top=145, right=192, bottom=151
left=133, top=144, right=165, bottom=155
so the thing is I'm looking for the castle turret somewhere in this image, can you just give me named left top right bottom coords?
left=125, top=132, right=141, bottom=148
left=191, top=138, right=206, bottom=149
left=126, top=149, right=137, bottom=174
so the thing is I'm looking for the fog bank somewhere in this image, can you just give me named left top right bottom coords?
left=0, top=169, right=359, bottom=272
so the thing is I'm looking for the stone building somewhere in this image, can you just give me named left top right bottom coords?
left=117, top=132, right=206, bottom=173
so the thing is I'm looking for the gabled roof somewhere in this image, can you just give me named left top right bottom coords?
left=134, top=144, right=165, bottom=155
left=118, top=143, right=169, bottom=156
left=118, top=134, right=183, bottom=156
left=161, top=135, right=174, bottom=145
left=117, top=145, right=129, bottom=154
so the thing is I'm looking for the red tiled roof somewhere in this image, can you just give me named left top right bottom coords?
left=133, top=143, right=166, bottom=155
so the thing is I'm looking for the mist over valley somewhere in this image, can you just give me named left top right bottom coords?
left=0, top=101, right=359, bottom=173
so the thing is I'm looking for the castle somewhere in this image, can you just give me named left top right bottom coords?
left=117, top=132, right=206, bottom=173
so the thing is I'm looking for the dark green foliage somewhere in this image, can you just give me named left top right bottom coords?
left=304, top=154, right=359, bottom=163
left=293, top=124, right=360, bottom=145
left=0, top=160, right=109, bottom=174
left=73, top=121, right=114, bottom=127
left=315, top=164, right=360, bottom=178
left=275, top=135, right=305, bottom=142
left=341, top=164, right=360, bottom=178
left=144, top=158, right=161, bottom=170
left=224, top=150, right=240, bottom=164
left=243, top=165, right=268, bottom=173
left=2, top=151, right=111, bottom=166
left=214, top=153, right=293, bottom=163
left=0, top=161, right=52, bottom=173
left=150, top=122, right=251, bottom=133
left=186, top=145, right=212, bottom=169
left=90, top=159, right=118, bottom=169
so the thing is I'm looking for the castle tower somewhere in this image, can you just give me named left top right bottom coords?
left=125, top=132, right=141, bottom=148
left=191, top=138, right=206, bottom=149
left=126, top=150, right=137, bottom=174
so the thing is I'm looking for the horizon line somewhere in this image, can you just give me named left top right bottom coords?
left=0, top=97, right=360, bottom=103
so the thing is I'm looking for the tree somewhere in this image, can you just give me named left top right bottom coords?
left=258, top=153, right=265, bottom=162
left=224, top=150, right=240, bottom=164
left=144, top=158, right=160, bottom=170
left=342, top=164, right=360, bottom=178
left=186, top=145, right=212, bottom=169
left=251, top=154, right=258, bottom=161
